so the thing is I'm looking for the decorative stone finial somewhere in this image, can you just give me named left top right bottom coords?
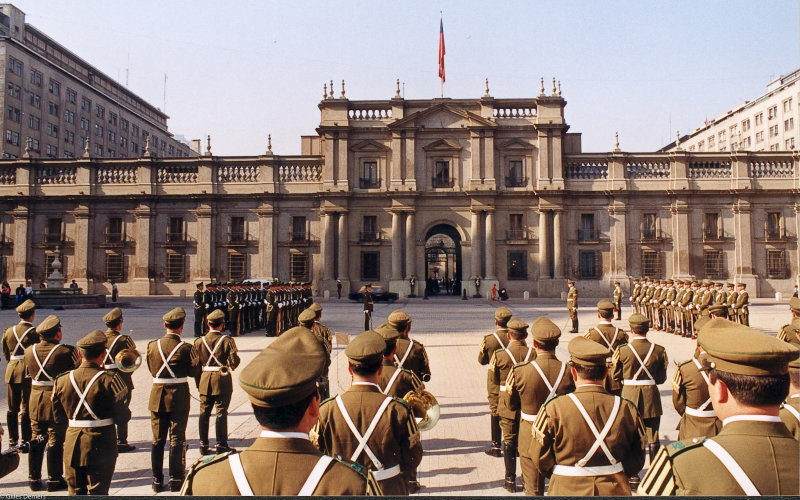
left=552, top=77, right=557, bottom=95
left=395, top=78, right=401, bottom=98
left=614, top=131, right=620, bottom=152
left=323, top=82, right=328, bottom=100
left=484, top=78, right=490, bottom=97
left=205, top=134, right=212, bottom=156
left=266, top=134, right=273, bottom=154
left=23, top=137, right=32, bottom=158
left=539, top=77, right=545, bottom=96
left=341, top=79, right=346, bottom=98
left=557, top=80, right=562, bottom=96
left=329, top=80, right=334, bottom=99
left=675, top=131, right=681, bottom=150
left=82, top=137, right=90, bottom=159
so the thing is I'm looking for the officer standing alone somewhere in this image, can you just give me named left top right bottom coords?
left=363, top=284, right=374, bottom=331
left=567, top=280, right=579, bottom=333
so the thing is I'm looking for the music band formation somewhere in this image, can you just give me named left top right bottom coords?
left=0, top=280, right=798, bottom=496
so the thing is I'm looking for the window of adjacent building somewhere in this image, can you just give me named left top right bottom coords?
left=63, top=151, right=74, bottom=159
left=507, top=250, right=527, bottom=280
left=63, top=131, right=74, bottom=144
left=766, top=212, right=782, bottom=239
left=166, top=253, right=185, bottom=282
left=47, top=102, right=58, bottom=116
left=64, top=109, right=74, bottom=124
left=106, top=217, right=123, bottom=242
left=756, top=131, right=764, bottom=143
left=228, top=253, right=246, bottom=281
left=704, top=213, right=720, bottom=239
left=81, top=97, right=91, bottom=111
left=131, top=142, right=138, bottom=154
left=5, top=130, right=18, bottom=146
left=105, top=252, right=124, bottom=282
left=787, top=138, right=796, bottom=150
left=697, top=140, right=705, bottom=151
left=784, top=98, right=793, bottom=113
left=742, top=119, right=750, bottom=132
left=362, top=215, right=378, bottom=241
left=708, top=135, right=715, bottom=148
left=167, top=217, right=184, bottom=242
left=45, top=218, right=62, bottom=243
left=29, top=69, right=41, bottom=86
left=109, top=112, right=117, bottom=126
left=132, top=124, right=139, bottom=137
left=46, top=123, right=58, bottom=137
left=578, top=250, right=600, bottom=279
left=769, top=124, right=779, bottom=137
left=755, top=113, right=764, bottom=126
left=508, top=214, right=524, bottom=239
left=291, top=216, right=307, bottom=241
left=703, top=250, right=724, bottom=278
left=230, top=217, right=245, bottom=242
left=718, top=130, right=726, bottom=141
left=767, top=249, right=786, bottom=278
left=785, top=118, right=794, bottom=132
left=95, top=124, right=103, bottom=137
left=29, top=138, right=39, bottom=152
left=45, top=144, right=57, bottom=157
left=95, top=105, right=104, bottom=119
left=642, top=213, right=657, bottom=239
left=108, top=131, right=116, bottom=142
left=120, top=137, right=127, bottom=149
left=80, top=117, right=89, bottom=131
left=743, top=136, right=751, bottom=148
left=65, top=88, right=76, bottom=104
left=579, top=213, right=595, bottom=241
left=6, top=82, right=19, bottom=99
left=507, top=160, right=524, bottom=186
left=7, top=57, right=21, bottom=76
left=93, top=142, right=102, bottom=155
left=770, top=144, right=780, bottom=151
left=360, top=251, right=380, bottom=280
left=48, top=80, right=60, bottom=96
left=688, top=145, right=696, bottom=152
left=360, top=161, right=378, bottom=188
left=729, top=124, right=737, bottom=136
left=168, top=145, right=174, bottom=155
left=6, top=106, right=19, bottom=123
left=107, top=148, right=115, bottom=158
left=45, top=253, right=66, bottom=281
left=160, top=139, right=166, bottom=150
left=290, top=251, right=308, bottom=281
left=27, top=115, right=39, bottom=130
left=433, top=160, right=450, bottom=187
left=768, top=105, right=778, bottom=120
left=120, top=118, right=128, bottom=130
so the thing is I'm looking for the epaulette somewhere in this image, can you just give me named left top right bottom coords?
left=183, top=450, right=234, bottom=491
left=512, top=361, right=528, bottom=369
left=676, top=359, right=693, bottom=368
left=665, top=437, right=705, bottom=457
left=332, top=454, right=367, bottom=478
left=390, top=395, right=411, bottom=409
left=619, top=394, right=638, bottom=407
left=320, top=394, right=337, bottom=406
left=542, top=392, right=564, bottom=407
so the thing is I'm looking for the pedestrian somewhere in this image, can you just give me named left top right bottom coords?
left=337, top=279, right=342, bottom=299
left=491, top=283, right=497, bottom=300
left=363, top=284, right=374, bottom=331
left=1, top=281, right=10, bottom=309
left=111, top=281, right=118, bottom=302
left=68, top=280, right=78, bottom=290
left=15, top=283, right=24, bottom=306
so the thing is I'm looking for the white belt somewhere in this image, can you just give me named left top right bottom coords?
left=32, top=380, right=55, bottom=387
left=152, top=377, right=188, bottom=384
left=68, top=418, right=114, bottom=428
left=103, top=364, right=116, bottom=370
left=10, top=354, right=25, bottom=360
left=685, top=407, right=717, bottom=418
left=499, top=385, right=507, bottom=392
left=552, top=463, right=624, bottom=476
left=520, top=411, right=536, bottom=422
left=202, top=366, right=221, bottom=372
left=371, top=464, right=402, bottom=481
left=623, top=379, right=656, bottom=386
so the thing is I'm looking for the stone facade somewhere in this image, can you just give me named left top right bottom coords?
left=0, top=79, right=798, bottom=298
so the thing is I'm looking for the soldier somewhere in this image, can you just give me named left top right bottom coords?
left=265, top=284, right=278, bottom=337
left=613, top=281, right=623, bottom=321
left=307, top=304, right=333, bottom=399
left=679, top=281, right=695, bottom=337
left=226, top=284, right=241, bottom=337
left=733, top=282, right=750, bottom=325
left=611, top=313, right=668, bottom=465
left=725, top=282, right=736, bottom=320
left=693, top=303, right=727, bottom=335
left=567, top=280, right=578, bottom=333
left=390, top=310, right=431, bottom=383
left=505, top=317, right=574, bottom=495
left=778, top=297, right=800, bottom=347
left=662, top=280, right=677, bottom=333
left=182, top=328, right=381, bottom=495
left=193, top=282, right=206, bottom=337
left=313, top=331, right=423, bottom=495
left=51, top=331, right=129, bottom=494
left=363, top=284, right=374, bottom=331
left=375, top=323, right=424, bottom=399
left=24, top=315, right=80, bottom=491
left=101, top=307, right=136, bottom=452
left=671, top=336, right=722, bottom=440
left=337, top=279, right=343, bottom=299
left=194, top=309, right=240, bottom=456
left=478, top=306, right=512, bottom=457
left=630, top=278, right=641, bottom=314
left=650, top=280, right=664, bottom=330
left=638, top=320, right=799, bottom=496
left=533, top=336, right=645, bottom=495
left=2, top=299, right=38, bottom=450
left=147, top=307, right=201, bottom=492
left=491, top=317, right=535, bottom=492
left=779, top=358, right=799, bottom=439
left=584, top=300, right=628, bottom=351
left=713, top=282, right=727, bottom=305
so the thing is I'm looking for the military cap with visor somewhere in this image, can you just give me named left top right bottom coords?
left=162, top=307, right=186, bottom=326
left=507, top=317, right=528, bottom=333
left=375, top=322, right=400, bottom=342
left=495, top=306, right=512, bottom=322
left=207, top=309, right=225, bottom=323
left=628, top=313, right=650, bottom=329
left=698, top=318, right=799, bottom=376
left=531, top=317, right=561, bottom=342
left=597, top=299, right=615, bottom=313
left=16, top=299, right=35, bottom=316
left=36, top=315, right=61, bottom=336
left=790, top=296, right=800, bottom=314
left=77, top=330, right=108, bottom=350
left=103, top=307, right=123, bottom=325
left=298, top=308, right=316, bottom=323
left=388, top=309, right=412, bottom=326
left=568, top=336, right=611, bottom=367
left=345, top=330, right=386, bottom=366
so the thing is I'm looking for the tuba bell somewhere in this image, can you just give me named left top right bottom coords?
left=403, top=389, right=440, bottom=431
left=114, top=348, right=142, bottom=373
left=219, top=365, right=230, bottom=377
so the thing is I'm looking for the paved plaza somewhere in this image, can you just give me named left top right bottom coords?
left=0, top=295, right=791, bottom=496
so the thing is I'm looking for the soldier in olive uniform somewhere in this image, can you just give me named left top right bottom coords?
left=24, top=315, right=80, bottom=491
left=363, top=284, right=374, bottom=331
left=630, top=278, right=641, bottom=314
left=492, top=317, right=535, bottom=492
left=779, top=358, right=799, bottom=439
left=638, top=319, right=799, bottom=496
left=193, top=283, right=206, bottom=338
left=375, top=323, right=424, bottom=400
left=390, top=310, right=431, bottom=383
left=567, top=280, right=579, bottom=333
left=584, top=300, right=628, bottom=395
left=182, top=327, right=381, bottom=495
left=733, top=282, right=749, bottom=325
left=613, top=281, right=623, bottom=320
left=2, top=299, right=38, bottom=450
left=672, top=340, right=722, bottom=440
left=611, top=313, right=668, bottom=464
left=51, top=331, right=130, bottom=494
left=777, top=296, right=800, bottom=347
left=725, top=282, right=737, bottom=320
left=313, top=331, right=423, bottom=495
left=505, top=317, right=575, bottom=495
left=478, top=306, right=512, bottom=457
left=226, top=285, right=241, bottom=337
left=147, top=307, right=202, bottom=492
left=299, top=308, right=332, bottom=401
left=100, top=307, right=137, bottom=452
left=533, top=336, right=645, bottom=496
left=678, top=281, right=695, bottom=337
left=194, top=309, right=241, bottom=456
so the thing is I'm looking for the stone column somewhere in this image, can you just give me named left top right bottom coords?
left=608, top=202, right=628, bottom=282
left=193, top=203, right=214, bottom=282
left=70, top=204, right=92, bottom=291
left=132, top=203, right=154, bottom=295
left=670, top=200, right=691, bottom=279
left=10, top=204, right=30, bottom=282
left=391, top=211, right=402, bottom=280
left=321, top=211, right=334, bottom=281
left=553, top=209, right=564, bottom=278
left=471, top=211, right=482, bottom=278
left=337, top=212, right=348, bottom=279
left=538, top=210, right=550, bottom=279
left=256, top=205, right=276, bottom=279
left=732, top=200, right=757, bottom=291
left=485, top=210, right=496, bottom=279
left=405, top=212, right=416, bottom=278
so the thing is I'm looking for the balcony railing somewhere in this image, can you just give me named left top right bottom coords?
left=432, top=177, right=453, bottom=188
left=577, top=228, right=599, bottom=243
left=359, top=231, right=382, bottom=243
left=104, top=232, right=123, bottom=244
left=358, top=178, right=380, bottom=189
left=289, top=231, right=309, bottom=242
left=166, top=232, right=186, bottom=245
left=639, top=230, right=667, bottom=243
left=506, top=229, right=530, bottom=241
left=43, top=232, right=64, bottom=244
left=505, top=176, right=528, bottom=187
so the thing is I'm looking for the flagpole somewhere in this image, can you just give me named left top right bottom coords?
left=439, top=11, right=444, bottom=98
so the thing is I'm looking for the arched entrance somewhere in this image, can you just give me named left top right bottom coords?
left=424, top=224, right=462, bottom=296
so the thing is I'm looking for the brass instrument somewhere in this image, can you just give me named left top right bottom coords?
left=1, top=435, right=45, bottom=479
left=114, top=348, right=142, bottom=373
left=403, top=389, right=440, bottom=431
left=219, top=365, right=230, bottom=377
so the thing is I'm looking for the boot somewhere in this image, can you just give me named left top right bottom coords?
left=116, top=421, right=135, bottom=453
left=629, top=474, right=641, bottom=491
left=502, top=443, right=517, bottom=493
left=198, top=412, right=210, bottom=454
left=151, top=444, right=165, bottom=486
left=570, top=318, right=579, bottom=333
left=484, top=415, right=502, bottom=457
left=28, top=437, right=45, bottom=481
left=215, top=411, right=229, bottom=451
left=168, top=441, right=186, bottom=484
left=45, top=444, right=67, bottom=491
left=6, top=411, right=19, bottom=447
left=20, top=413, right=32, bottom=446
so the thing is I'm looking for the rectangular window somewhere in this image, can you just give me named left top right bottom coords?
left=5, top=130, right=18, bottom=145
left=46, top=123, right=58, bottom=137
left=507, top=250, right=527, bottom=280
left=92, top=142, right=102, bottom=155
left=108, top=112, right=117, bottom=126
left=63, top=131, right=74, bottom=144
left=697, top=140, right=705, bottom=151
left=767, top=212, right=782, bottom=238
left=6, top=82, right=19, bottom=98
left=167, top=217, right=184, bottom=242
left=433, top=160, right=451, bottom=187
left=105, top=253, right=124, bottom=282
left=228, top=253, right=246, bottom=281
left=641, top=250, right=661, bottom=277
left=45, top=144, right=57, bottom=157
left=767, top=250, right=786, bottom=278
left=108, top=131, right=115, bottom=142
left=718, top=130, right=726, bottom=141
left=742, top=119, right=750, bottom=132
left=229, top=217, right=245, bottom=242
left=508, top=214, right=524, bottom=239
left=45, top=218, right=62, bottom=243
left=743, top=136, right=751, bottom=148
left=120, top=118, right=128, bottom=130
left=787, top=138, right=796, bottom=150
left=48, top=102, right=59, bottom=116
left=166, top=253, right=185, bottom=282
left=95, top=124, right=103, bottom=137
left=708, top=135, right=715, bottom=148
left=704, top=213, right=720, bottom=239
left=642, top=213, right=657, bottom=239
left=80, top=117, right=89, bottom=131
left=6, top=106, right=19, bottom=123
left=106, top=217, right=123, bottom=243
left=579, top=250, right=600, bottom=279
left=290, top=252, right=308, bottom=281
left=756, top=131, right=764, bottom=143
left=361, top=215, right=378, bottom=241
left=785, top=118, right=794, bottom=132
left=27, top=115, right=39, bottom=130
left=30, top=138, right=39, bottom=152
left=507, top=160, right=524, bottom=186
left=769, top=125, right=779, bottom=137
left=132, top=124, right=139, bottom=137
left=95, top=105, right=104, bottom=119
left=7, top=57, right=21, bottom=76
left=65, top=88, right=77, bottom=104
left=359, top=161, right=379, bottom=188
left=755, top=113, right=763, bottom=126
left=291, top=216, right=307, bottom=241
left=768, top=105, right=778, bottom=120
left=360, top=251, right=380, bottom=280
left=64, top=109, right=75, bottom=124
left=784, top=98, right=793, bottom=113
left=81, top=97, right=91, bottom=111
left=578, top=213, right=596, bottom=242
left=120, top=137, right=127, bottom=148
left=48, top=80, right=60, bottom=96
left=703, top=250, right=724, bottom=278
left=29, top=69, right=42, bottom=86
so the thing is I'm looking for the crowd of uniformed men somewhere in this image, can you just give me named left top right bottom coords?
left=0, top=278, right=798, bottom=496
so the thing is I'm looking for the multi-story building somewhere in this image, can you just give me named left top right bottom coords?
left=0, top=3, right=195, bottom=160
left=665, top=68, right=800, bottom=153
left=0, top=80, right=797, bottom=298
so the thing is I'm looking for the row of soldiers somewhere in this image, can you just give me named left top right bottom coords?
left=192, top=281, right=312, bottom=338
left=481, top=298, right=799, bottom=496
left=630, top=278, right=750, bottom=337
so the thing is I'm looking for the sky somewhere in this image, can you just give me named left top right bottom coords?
left=11, top=0, right=799, bottom=155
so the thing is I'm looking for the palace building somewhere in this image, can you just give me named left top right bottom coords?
left=0, top=78, right=797, bottom=298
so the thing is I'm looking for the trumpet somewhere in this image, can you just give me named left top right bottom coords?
left=114, top=348, right=142, bottom=373
left=403, top=389, right=440, bottom=431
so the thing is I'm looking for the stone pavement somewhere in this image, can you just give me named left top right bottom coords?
left=0, top=295, right=791, bottom=496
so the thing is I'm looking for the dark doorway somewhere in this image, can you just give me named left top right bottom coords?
left=424, top=224, right=462, bottom=296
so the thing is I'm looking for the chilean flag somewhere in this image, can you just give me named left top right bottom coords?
left=438, top=17, right=446, bottom=83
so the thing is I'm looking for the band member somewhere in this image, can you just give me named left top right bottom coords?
left=101, top=307, right=137, bottom=452
left=2, top=299, right=38, bottom=450
left=299, top=306, right=332, bottom=400
left=672, top=337, right=722, bottom=440
left=584, top=300, right=628, bottom=395
left=478, top=306, right=512, bottom=457
left=375, top=324, right=424, bottom=399
left=780, top=358, right=799, bottom=439
left=389, top=310, right=431, bottom=383
left=777, top=297, right=800, bottom=347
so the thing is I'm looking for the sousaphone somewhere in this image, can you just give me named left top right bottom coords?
left=403, top=390, right=440, bottom=431
left=114, top=348, right=142, bottom=373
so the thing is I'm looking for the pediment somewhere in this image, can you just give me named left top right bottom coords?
left=350, top=139, right=390, bottom=152
left=389, top=103, right=496, bottom=130
left=422, top=138, right=462, bottom=152
left=498, top=138, right=535, bottom=151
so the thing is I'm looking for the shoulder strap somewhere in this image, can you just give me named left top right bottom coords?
left=593, top=327, right=613, bottom=349
left=629, top=343, right=656, bottom=381
left=201, top=336, right=224, bottom=368
left=702, top=439, right=760, bottom=496
left=33, top=344, right=62, bottom=382
left=691, top=357, right=713, bottom=411
left=394, top=338, right=414, bottom=368
left=784, top=403, right=800, bottom=422
left=297, top=455, right=334, bottom=496
left=522, top=347, right=534, bottom=363
left=531, top=360, right=567, bottom=400
left=11, top=325, right=35, bottom=356
left=69, top=370, right=105, bottom=420
left=382, top=367, right=403, bottom=396
left=335, top=395, right=391, bottom=470
left=567, top=393, right=621, bottom=467
left=228, top=453, right=254, bottom=496
left=103, top=334, right=124, bottom=365
left=156, top=338, right=185, bottom=378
